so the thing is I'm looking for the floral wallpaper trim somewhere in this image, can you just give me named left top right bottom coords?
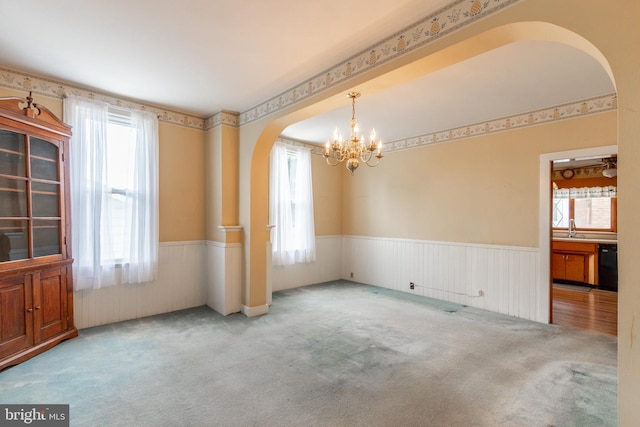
left=239, top=0, right=522, bottom=125
left=382, top=93, right=617, bottom=152
left=205, top=110, right=240, bottom=129
left=0, top=66, right=206, bottom=130
left=286, top=93, right=617, bottom=157
left=552, top=166, right=611, bottom=181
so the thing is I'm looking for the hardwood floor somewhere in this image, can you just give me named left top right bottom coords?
left=552, top=286, right=617, bottom=336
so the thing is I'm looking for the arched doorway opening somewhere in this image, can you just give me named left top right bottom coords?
left=244, top=22, right=617, bottom=325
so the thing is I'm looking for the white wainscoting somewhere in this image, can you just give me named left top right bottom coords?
left=74, top=241, right=207, bottom=329
left=341, top=236, right=544, bottom=322
left=74, top=237, right=545, bottom=328
left=271, top=235, right=343, bottom=292
left=206, top=241, right=243, bottom=315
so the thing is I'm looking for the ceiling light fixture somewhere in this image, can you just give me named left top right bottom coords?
left=323, top=92, right=383, bottom=174
left=602, top=159, right=617, bottom=178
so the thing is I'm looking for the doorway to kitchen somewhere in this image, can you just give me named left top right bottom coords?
left=542, top=147, right=618, bottom=336
left=540, top=146, right=618, bottom=335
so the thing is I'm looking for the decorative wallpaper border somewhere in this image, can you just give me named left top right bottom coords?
left=0, top=66, right=206, bottom=130
left=283, top=93, right=618, bottom=157
left=552, top=165, right=609, bottom=181
left=0, top=66, right=617, bottom=150
left=205, top=110, right=240, bottom=129
left=239, top=0, right=521, bottom=125
left=382, top=93, right=618, bottom=152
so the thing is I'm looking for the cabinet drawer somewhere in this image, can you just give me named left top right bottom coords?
left=552, top=241, right=597, bottom=253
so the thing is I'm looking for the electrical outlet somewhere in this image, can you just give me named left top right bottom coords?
left=410, top=282, right=415, bottom=290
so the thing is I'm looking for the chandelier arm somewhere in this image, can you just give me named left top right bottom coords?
left=324, top=155, right=342, bottom=167
left=363, top=150, right=374, bottom=162
left=364, top=157, right=381, bottom=167
left=334, top=150, right=347, bottom=162
left=363, top=150, right=384, bottom=167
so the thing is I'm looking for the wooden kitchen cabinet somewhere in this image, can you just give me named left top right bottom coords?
left=0, top=95, right=77, bottom=370
left=553, top=252, right=590, bottom=283
left=552, top=241, right=598, bottom=285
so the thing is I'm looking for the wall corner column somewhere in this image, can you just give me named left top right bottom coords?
left=205, top=111, right=243, bottom=315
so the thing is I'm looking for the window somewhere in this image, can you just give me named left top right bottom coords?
left=552, top=186, right=617, bottom=231
left=269, top=142, right=316, bottom=266
left=552, top=198, right=570, bottom=229
left=64, top=95, right=159, bottom=290
left=574, top=197, right=613, bottom=229
left=102, top=110, right=136, bottom=263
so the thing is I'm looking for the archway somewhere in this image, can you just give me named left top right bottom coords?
left=243, top=21, right=616, bottom=316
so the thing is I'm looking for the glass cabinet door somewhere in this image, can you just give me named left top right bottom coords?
left=0, top=130, right=28, bottom=261
left=29, top=137, right=62, bottom=258
left=0, top=130, right=62, bottom=262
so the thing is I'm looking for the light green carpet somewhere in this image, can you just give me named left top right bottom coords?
left=0, top=281, right=617, bottom=426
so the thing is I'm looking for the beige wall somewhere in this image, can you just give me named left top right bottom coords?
left=221, top=126, right=240, bottom=231
left=158, top=122, right=205, bottom=242
left=0, top=87, right=206, bottom=243
left=205, top=123, right=241, bottom=244
left=311, top=154, right=343, bottom=236
left=343, top=111, right=617, bottom=247
left=205, top=127, right=222, bottom=242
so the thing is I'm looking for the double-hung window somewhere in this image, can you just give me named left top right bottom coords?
left=64, top=95, right=159, bottom=290
left=102, top=109, right=136, bottom=264
left=269, top=142, right=316, bottom=266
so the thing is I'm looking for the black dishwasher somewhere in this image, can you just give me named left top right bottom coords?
left=598, top=244, right=618, bottom=292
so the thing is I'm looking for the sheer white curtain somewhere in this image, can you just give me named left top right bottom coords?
left=64, top=94, right=159, bottom=290
left=269, top=142, right=316, bottom=266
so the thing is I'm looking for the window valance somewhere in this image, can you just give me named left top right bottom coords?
left=553, top=186, right=617, bottom=199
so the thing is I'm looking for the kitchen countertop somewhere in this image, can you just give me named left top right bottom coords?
left=553, top=237, right=618, bottom=244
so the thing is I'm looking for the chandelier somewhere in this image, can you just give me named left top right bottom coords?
left=323, top=92, right=383, bottom=174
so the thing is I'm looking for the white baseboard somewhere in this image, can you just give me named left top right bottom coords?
left=241, top=304, right=269, bottom=317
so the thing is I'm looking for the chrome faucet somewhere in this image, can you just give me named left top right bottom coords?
left=568, top=219, right=577, bottom=238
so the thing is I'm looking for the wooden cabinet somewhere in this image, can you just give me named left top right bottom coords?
left=0, top=95, right=76, bottom=370
left=0, top=274, right=33, bottom=359
left=552, top=252, right=590, bottom=283
left=552, top=241, right=598, bottom=285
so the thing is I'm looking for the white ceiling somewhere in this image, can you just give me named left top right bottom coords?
left=0, top=0, right=615, bottom=145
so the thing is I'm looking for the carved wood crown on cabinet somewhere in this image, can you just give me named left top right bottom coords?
left=0, top=95, right=77, bottom=371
